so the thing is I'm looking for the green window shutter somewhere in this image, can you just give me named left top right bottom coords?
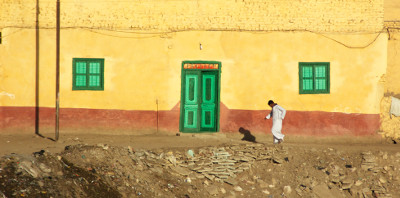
left=302, top=66, right=313, bottom=91
left=315, top=66, right=326, bottom=90
left=299, top=62, right=330, bottom=94
left=73, top=58, right=104, bottom=90
left=75, top=75, right=87, bottom=87
left=89, top=75, right=100, bottom=86
left=76, top=62, right=87, bottom=74
left=89, top=62, right=100, bottom=74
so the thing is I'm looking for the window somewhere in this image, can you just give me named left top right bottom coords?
left=73, top=58, right=104, bottom=90
left=299, top=62, right=330, bottom=94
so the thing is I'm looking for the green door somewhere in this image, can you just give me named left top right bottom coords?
left=183, top=71, right=200, bottom=130
left=200, top=72, right=217, bottom=131
left=180, top=62, right=220, bottom=133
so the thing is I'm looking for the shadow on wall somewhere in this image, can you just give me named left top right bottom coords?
left=239, top=127, right=257, bottom=143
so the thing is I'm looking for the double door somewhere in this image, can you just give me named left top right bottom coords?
left=180, top=70, right=219, bottom=132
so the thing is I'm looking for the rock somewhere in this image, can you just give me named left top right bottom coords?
left=166, top=155, right=176, bottom=166
left=330, top=176, right=340, bottom=183
left=136, top=165, right=144, bottom=171
left=39, top=163, right=51, bottom=173
left=383, top=153, right=388, bottom=160
left=379, top=177, right=387, bottom=184
left=262, top=189, right=270, bottom=194
left=273, top=157, right=284, bottom=164
left=341, top=183, right=353, bottom=190
left=271, top=178, right=277, bottom=185
left=187, top=150, right=195, bottom=158
left=127, top=146, right=133, bottom=153
left=355, top=180, right=363, bottom=186
left=96, top=144, right=109, bottom=150
left=234, top=186, right=243, bottom=192
left=204, top=174, right=215, bottom=181
left=224, top=178, right=238, bottom=186
left=171, top=166, right=191, bottom=176
left=206, top=186, right=219, bottom=195
left=220, top=188, right=226, bottom=194
left=283, top=186, right=292, bottom=195
left=361, top=152, right=377, bottom=171
left=258, top=180, right=269, bottom=188
left=341, top=178, right=353, bottom=189
left=184, top=177, right=192, bottom=183
left=196, top=174, right=205, bottom=179
left=19, top=161, right=39, bottom=178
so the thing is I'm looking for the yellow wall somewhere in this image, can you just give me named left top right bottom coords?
left=0, top=0, right=387, bottom=116
left=0, top=28, right=387, bottom=115
left=384, top=0, right=400, bottom=21
left=384, top=23, right=400, bottom=94
left=1, top=0, right=383, bottom=33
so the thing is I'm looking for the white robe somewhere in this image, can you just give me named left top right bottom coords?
left=266, top=104, right=286, bottom=141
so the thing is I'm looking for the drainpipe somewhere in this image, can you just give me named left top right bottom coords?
left=55, top=0, right=60, bottom=141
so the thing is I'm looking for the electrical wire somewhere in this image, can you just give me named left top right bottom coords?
left=0, top=24, right=386, bottom=49
left=0, top=29, right=24, bottom=39
left=83, top=28, right=164, bottom=38
left=317, top=30, right=383, bottom=49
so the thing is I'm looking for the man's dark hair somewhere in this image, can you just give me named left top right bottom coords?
left=268, top=100, right=274, bottom=105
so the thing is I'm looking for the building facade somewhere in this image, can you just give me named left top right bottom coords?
left=380, top=0, right=400, bottom=140
left=0, top=0, right=387, bottom=136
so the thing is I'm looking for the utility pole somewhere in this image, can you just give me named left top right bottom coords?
left=55, top=0, right=60, bottom=141
left=35, top=0, right=40, bottom=135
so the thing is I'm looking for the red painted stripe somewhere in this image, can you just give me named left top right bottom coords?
left=0, top=106, right=179, bottom=133
left=1, top=105, right=379, bottom=136
left=220, top=103, right=380, bottom=136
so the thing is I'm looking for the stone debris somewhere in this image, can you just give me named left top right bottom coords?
left=361, top=152, right=378, bottom=172
left=143, top=143, right=288, bottom=185
left=1, top=143, right=399, bottom=198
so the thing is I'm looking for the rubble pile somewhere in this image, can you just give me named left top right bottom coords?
left=0, top=143, right=399, bottom=197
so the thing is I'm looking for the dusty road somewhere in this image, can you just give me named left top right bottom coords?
left=0, top=131, right=396, bottom=156
left=1, top=131, right=399, bottom=198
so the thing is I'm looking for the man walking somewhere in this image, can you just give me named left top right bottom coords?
left=265, top=100, right=286, bottom=144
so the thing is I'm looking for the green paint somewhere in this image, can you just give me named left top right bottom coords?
left=184, top=108, right=197, bottom=128
left=72, top=58, right=104, bottom=91
left=180, top=61, right=221, bottom=133
left=299, top=62, right=330, bottom=94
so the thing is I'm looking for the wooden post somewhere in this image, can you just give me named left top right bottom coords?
left=55, top=0, right=60, bottom=141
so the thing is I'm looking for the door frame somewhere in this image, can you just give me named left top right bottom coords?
left=179, top=60, right=221, bottom=133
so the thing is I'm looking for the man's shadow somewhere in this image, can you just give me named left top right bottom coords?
left=239, top=127, right=257, bottom=143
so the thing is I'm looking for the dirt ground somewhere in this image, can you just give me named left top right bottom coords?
left=0, top=131, right=399, bottom=198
